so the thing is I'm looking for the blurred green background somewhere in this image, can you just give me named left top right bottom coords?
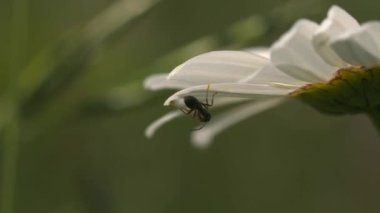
left=0, top=0, right=380, bottom=212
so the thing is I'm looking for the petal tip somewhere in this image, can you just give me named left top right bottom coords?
left=191, top=131, right=213, bottom=149
left=271, top=19, right=318, bottom=50
left=145, top=111, right=183, bottom=139
left=144, top=127, right=154, bottom=139
left=328, top=5, right=345, bottom=14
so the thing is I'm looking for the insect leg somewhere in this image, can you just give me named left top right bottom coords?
left=208, top=91, right=218, bottom=107
left=203, top=84, right=218, bottom=107
left=180, top=108, right=193, bottom=115
left=191, top=122, right=207, bottom=131
left=192, top=109, right=198, bottom=118
left=205, top=84, right=210, bottom=107
left=203, top=91, right=218, bottom=108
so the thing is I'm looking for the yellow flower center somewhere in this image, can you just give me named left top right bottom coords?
left=291, top=66, right=380, bottom=114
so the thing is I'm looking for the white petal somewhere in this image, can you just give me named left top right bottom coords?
left=164, top=83, right=292, bottom=106
left=244, top=47, right=270, bottom=58
left=239, top=64, right=308, bottom=88
left=191, top=98, right=285, bottom=148
left=146, top=97, right=251, bottom=139
left=145, top=111, right=183, bottom=139
left=168, top=51, right=269, bottom=84
left=313, top=5, right=360, bottom=66
left=331, top=22, right=380, bottom=67
left=271, top=19, right=336, bottom=82
left=144, top=73, right=193, bottom=90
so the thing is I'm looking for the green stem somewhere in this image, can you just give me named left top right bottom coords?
left=0, top=109, right=20, bottom=213
left=1, top=0, right=28, bottom=213
left=368, top=107, right=380, bottom=135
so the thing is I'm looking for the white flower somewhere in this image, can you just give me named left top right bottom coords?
left=144, top=5, right=380, bottom=147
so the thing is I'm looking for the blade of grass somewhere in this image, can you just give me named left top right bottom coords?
left=18, top=0, right=160, bottom=117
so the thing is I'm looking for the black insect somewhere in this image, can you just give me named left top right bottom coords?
left=180, top=86, right=217, bottom=130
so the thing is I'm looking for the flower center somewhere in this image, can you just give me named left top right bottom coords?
left=291, top=66, right=380, bottom=115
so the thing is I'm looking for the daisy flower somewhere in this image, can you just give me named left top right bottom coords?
left=144, top=5, right=380, bottom=148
